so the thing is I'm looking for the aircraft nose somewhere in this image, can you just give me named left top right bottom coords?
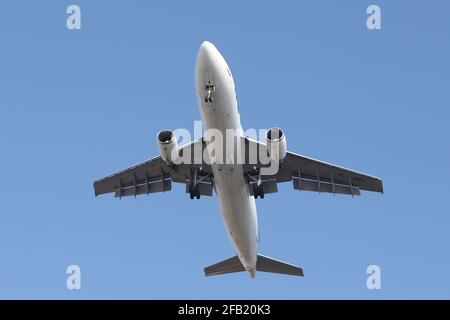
left=196, top=41, right=217, bottom=70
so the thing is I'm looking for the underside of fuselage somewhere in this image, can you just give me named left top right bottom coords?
left=195, top=41, right=258, bottom=276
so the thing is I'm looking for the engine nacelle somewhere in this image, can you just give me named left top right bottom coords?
left=157, top=129, right=179, bottom=164
left=266, top=127, right=287, bottom=163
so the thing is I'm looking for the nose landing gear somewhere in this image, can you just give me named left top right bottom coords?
left=204, top=83, right=215, bottom=103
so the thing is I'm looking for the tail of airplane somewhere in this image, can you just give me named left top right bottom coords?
left=204, top=254, right=304, bottom=278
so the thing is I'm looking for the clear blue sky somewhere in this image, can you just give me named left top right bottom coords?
left=1, top=0, right=449, bottom=299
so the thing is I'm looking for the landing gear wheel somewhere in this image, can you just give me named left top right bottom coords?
left=195, top=185, right=200, bottom=199
left=253, top=184, right=264, bottom=199
left=189, top=185, right=195, bottom=199
left=189, top=184, right=201, bottom=199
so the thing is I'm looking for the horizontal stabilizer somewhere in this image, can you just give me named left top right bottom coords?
left=204, top=254, right=303, bottom=277
left=256, top=254, right=304, bottom=276
left=204, top=255, right=245, bottom=277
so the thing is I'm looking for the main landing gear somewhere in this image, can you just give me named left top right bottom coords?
left=247, top=170, right=265, bottom=199
left=252, top=183, right=265, bottom=199
left=188, top=168, right=211, bottom=200
left=189, top=183, right=200, bottom=200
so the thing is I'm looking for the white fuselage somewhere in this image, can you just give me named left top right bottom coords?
left=195, top=41, right=258, bottom=277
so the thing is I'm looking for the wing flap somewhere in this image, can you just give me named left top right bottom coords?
left=293, top=177, right=361, bottom=196
left=114, top=179, right=172, bottom=198
left=94, top=156, right=168, bottom=196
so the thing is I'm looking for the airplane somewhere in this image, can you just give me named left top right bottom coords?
left=93, top=41, right=383, bottom=278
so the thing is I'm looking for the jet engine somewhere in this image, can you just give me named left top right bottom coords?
left=157, top=129, right=179, bottom=164
left=266, top=127, right=287, bottom=163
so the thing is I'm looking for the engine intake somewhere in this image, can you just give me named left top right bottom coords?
left=266, top=127, right=287, bottom=163
left=157, top=129, right=179, bottom=164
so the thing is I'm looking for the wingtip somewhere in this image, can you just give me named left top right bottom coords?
left=378, top=179, right=384, bottom=194
left=93, top=183, right=98, bottom=197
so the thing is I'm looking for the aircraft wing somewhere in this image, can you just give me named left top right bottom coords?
left=275, top=151, right=383, bottom=195
left=93, top=139, right=213, bottom=198
left=243, top=138, right=383, bottom=196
